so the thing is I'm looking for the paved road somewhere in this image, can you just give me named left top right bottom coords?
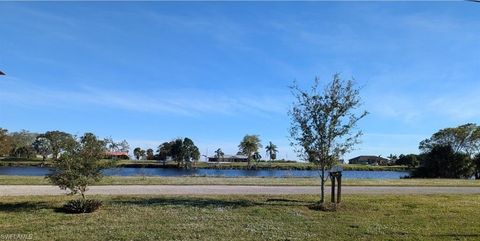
left=1, top=185, right=480, bottom=196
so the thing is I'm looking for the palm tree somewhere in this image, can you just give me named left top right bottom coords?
left=238, top=135, right=262, bottom=169
left=253, top=151, right=262, bottom=165
left=214, top=148, right=224, bottom=162
left=265, top=141, right=278, bottom=162
left=133, top=147, right=143, bottom=160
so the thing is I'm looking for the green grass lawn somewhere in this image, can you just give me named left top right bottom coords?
left=1, top=175, right=480, bottom=186
left=0, top=194, right=478, bottom=240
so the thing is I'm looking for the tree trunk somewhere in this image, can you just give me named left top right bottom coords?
left=320, top=166, right=325, bottom=204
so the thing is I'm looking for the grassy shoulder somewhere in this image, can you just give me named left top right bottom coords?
left=0, top=194, right=478, bottom=240
left=0, top=158, right=411, bottom=171
left=1, top=175, right=479, bottom=186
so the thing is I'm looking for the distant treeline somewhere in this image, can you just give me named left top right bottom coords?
left=0, top=128, right=129, bottom=161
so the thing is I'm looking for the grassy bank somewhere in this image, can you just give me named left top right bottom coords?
left=0, top=194, right=478, bottom=240
left=1, top=175, right=479, bottom=186
left=0, top=158, right=411, bottom=171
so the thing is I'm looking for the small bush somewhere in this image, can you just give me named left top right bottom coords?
left=63, top=199, right=103, bottom=213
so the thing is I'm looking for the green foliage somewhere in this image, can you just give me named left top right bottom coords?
left=289, top=74, right=367, bottom=203
left=417, top=123, right=480, bottom=179
left=238, top=134, right=262, bottom=168
left=413, top=145, right=473, bottom=178
left=252, top=152, right=262, bottom=162
left=419, top=123, right=480, bottom=156
left=44, top=131, right=75, bottom=160
left=133, top=147, right=144, bottom=160
left=181, top=138, right=200, bottom=168
left=10, top=130, right=37, bottom=148
left=0, top=128, right=13, bottom=156
left=11, top=146, right=36, bottom=158
left=146, top=148, right=155, bottom=160
left=47, top=133, right=110, bottom=198
left=32, top=136, right=52, bottom=161
left=474, top=154, right=480, bottom=179
left=214, top=148, right=225, bottom=162
left=9, top=130, right=38, bottom=158
left=265, top=141, right=278, bottom=161
left=156, top=138, right=200, bottom=168
left=62, top=199, right=103, bottom=213
left=395, top=154, right=421, bottom=168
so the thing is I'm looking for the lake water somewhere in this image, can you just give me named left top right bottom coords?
left=0, top=166, right=410, bottom=179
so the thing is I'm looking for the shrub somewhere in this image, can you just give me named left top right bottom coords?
left=63, top=199, right=103, bottom=213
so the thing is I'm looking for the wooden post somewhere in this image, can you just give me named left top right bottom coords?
left=337, top=173, right=342, bottom=204
left=331, top=173, right=336, bottom=203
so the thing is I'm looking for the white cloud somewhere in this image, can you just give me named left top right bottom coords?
left=0, top=78, right=289, bottom=117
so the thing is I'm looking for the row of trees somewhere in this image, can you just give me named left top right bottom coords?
left=213, top=136, right=280, bottom=168
left=133, top=138, right=200, bottom=169
left=0, top=128, right=130, bottom=161
left=237, top=135, right=280, bottom=168
left=0, top=129, right=75, bottom=160
left=132, top=136, right=279, bottom=169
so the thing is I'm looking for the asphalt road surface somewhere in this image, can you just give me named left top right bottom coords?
left=1, top=185, right=480, bottom=196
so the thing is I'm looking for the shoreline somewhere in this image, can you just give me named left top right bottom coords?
left=0, top=159, right=413, bottom=171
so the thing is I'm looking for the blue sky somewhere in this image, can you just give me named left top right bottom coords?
left=1, top=2, right=479, bottom=161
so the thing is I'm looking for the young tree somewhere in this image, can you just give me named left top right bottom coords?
left=47, top=133, right=109, bottom=199
left=289, top=74, right=367, bottom=204
left=265, top=141, right=278, bottom=161
left=238, top=135, right=262, bottom=168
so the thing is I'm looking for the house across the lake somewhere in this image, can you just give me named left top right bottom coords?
left=348, top=155, right=390, bottom=165
left=208, top=154, right=248, bottom=162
